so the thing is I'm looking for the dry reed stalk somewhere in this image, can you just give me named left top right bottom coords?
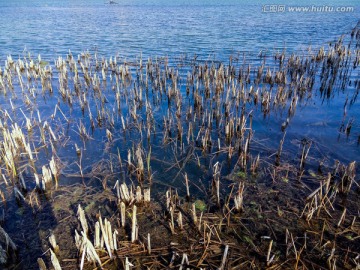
left=184, top=173, right=190, bottom=199
left=143, top=188, right=151, bottom=202
left=49, top=233, right=60, bottom=254
left=94, top=222, right=100, bottom=248
left=50, top=249, right=62, bottom=270
left=337, top=208, right=346, bottom=227
left=99, top=216, right=113, bottom=258
left=125, top=257, right=134, bottom=270
left=37, top=258, right=47, bottom=270
left=147, top=233, right=151, bottom=255
left=34, top=173, right=40, bottom=189
left=299, top=140, right=312, bottom=170
left=42, top=165, right=52, bottom=190
left=192, top=203, right=197, bottom=225
left=131, top=205, right=137, bottom=242
left=219, top=245, right=229, bottom=270
left=250, top=154, right=260, bottom=174
left=106, top=129, right=113, bottom=142
left=77, top=205, right=88, bottom=235
left=78, top=231, right=101, bottom=269
left=234, top=182, right=245, bottom=211
left=49, top=156, right=58, bottom=189
left=213, top=162, right=221, bottom=205
left=276, top=132, right=286, bottom=165
left=136, top=186, right=142, bottom=202
left=120, top=202, right=126, bottom=227
left=120, top=183, right=131, bottom=203
left=179, top=253, right=189, bottom=270
left=169, top=206, right=175, bottom=234
left=266, top=240, right=274, bottom=266
left=340, top=161, right=356, bottom=193
left=177, top=211, right=184, bottom=230
left=166, top=189, right=171, bottom=210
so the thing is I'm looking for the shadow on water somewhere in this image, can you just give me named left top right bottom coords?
left=1, top=172, right=109, bottom=269
left=1, top=190, right=57, bottom=269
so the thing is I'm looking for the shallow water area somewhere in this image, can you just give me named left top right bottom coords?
left=0, top=1, right=359, bottom=269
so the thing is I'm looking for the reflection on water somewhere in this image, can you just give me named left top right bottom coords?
left=0, top=1, right=359, bottom=269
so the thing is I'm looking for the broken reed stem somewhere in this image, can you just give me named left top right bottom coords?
left=177, top=211, right=184, bottom=230
left=234, top=182, right=245, bottom=211
left=337, top=208, right=346, bottom=227
left=213, top=162, right=221, bottom=206
left=77, top=205, right=88, bottom=235
left=219, top=245, right=229, bottom=270
left=180, top=253, right=189, bottom=270
left=49, top=233, right=60, bottom=254
left=50, top=249, right=62, bottom=270
left=184, top=173, right=190, bottom=199
left=300, top=141, right=312, bottom=170
left=169, top=206, right=175, bottom=234
left=98, top=215, right=113, bottom=258
left=276, top=131, right=286, bottom=165
left=147, top=233, right=151, bottom=255
left=37, top=258, right=47, bottom=270
left=125, top=257, right=133, bottom=270
left=94, top=222, right=100, bottom=248
left=80, top=231, right=101, bottom=268
left=120, top=202, right=126, bottom=227
left=192, top=203, right=197, bottom=225
left=131, top=205, right=137, bottom=242
left=267, top=240, right=273, bottom=266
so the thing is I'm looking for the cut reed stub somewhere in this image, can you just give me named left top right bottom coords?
left=131, top=205, right=138, bottom=242
left=191, top=203, right=197, bottom=225
left=125, top=257, right=134, bottom=270
left=147, top=233, right=151, bottom=255
left=76, top=230, right=102, bottom=269
left=233, top=182, right=245, bottom=212
left=49, top=156, right=59, bottom=189
left=77, top=205, right=88, bottom=236
left=219, top=245, right=229, bottom=270
left=41, top=165, right=53, bottom=191
left=37, top=258, right=47, bottom=270
left=115, top=181, right=150, bottom=205
left=49, top=232, right=60, bottom=254
left=143, top=188, right=151, bottom=203
left=75, top=143, right=81, bottom=156
left=184, top=173, right=190, bottom=201
left=99, top=217, right=113, bottom=257
left=120, top=201, right=126, bottom=227
left=339, top=161, right=356, bottom=194
left=50, top=249, right=62, bottom=270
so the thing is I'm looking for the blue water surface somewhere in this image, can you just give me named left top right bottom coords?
left=0, top=0, right=358, bottom=60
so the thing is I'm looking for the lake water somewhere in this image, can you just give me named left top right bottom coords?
left=0, top=0, right=358, bottom=205
left=0, top=1, right=359, bottom=269
left=3, top=0, right=358, bottom=165
left=1, top=0, right=359, bottom=60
